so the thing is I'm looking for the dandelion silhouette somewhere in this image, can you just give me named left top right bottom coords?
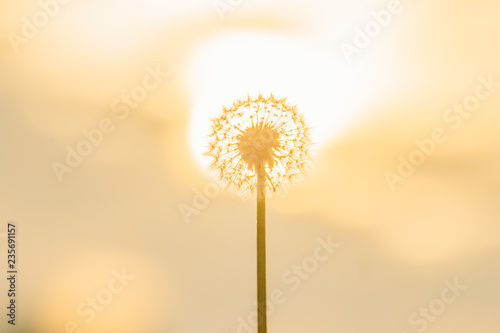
left=205, top=93, right=312, bottom=333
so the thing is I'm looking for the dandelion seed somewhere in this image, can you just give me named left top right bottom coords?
left=205, top=93, right=312, bottom=197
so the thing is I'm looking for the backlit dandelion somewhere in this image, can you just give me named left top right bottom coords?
left=205, top=93, right=312, bottom=197
left=204, top=93, right=312, bottom=333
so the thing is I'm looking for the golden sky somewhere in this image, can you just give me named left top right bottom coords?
left=1, top=0, right=499, bottom=332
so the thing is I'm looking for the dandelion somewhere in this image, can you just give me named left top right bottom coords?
left=205, top=93, right=312, bottom=333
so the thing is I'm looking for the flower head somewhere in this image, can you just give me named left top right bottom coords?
left=205, top=94, right=312, bottom=196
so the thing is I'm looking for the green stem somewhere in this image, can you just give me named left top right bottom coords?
left=257, top=166, right=267, bottom=333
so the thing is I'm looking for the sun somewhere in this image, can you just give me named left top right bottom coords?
left=186, top=32, right=379, bottom=176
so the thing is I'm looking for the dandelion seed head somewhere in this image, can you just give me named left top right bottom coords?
left=205, top=94, right=312, bottom=197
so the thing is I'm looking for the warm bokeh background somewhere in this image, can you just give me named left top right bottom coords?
left=1, top=0, right=499, bottom=332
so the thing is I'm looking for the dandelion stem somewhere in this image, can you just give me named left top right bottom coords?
left=257, top=165, right=267, bottom=333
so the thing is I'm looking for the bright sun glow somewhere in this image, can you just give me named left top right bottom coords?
left=187, top=32, right=375, bottom=171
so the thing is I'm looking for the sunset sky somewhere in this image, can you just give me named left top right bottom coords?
left=1, top=0, right=499, bottom=332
